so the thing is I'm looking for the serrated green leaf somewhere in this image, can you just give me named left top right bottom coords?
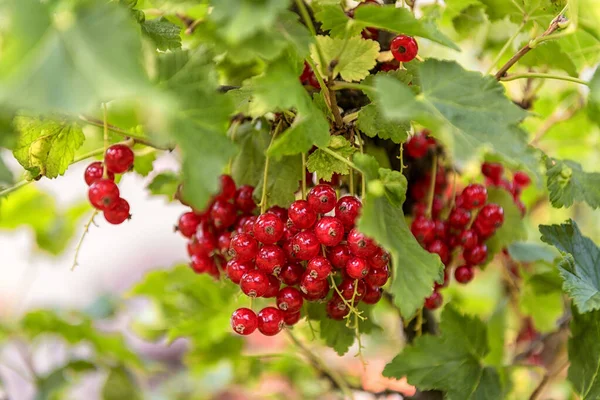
left=141, top=17, right=182, bottom=51
left=540, top=219, right=600, bottom=313
left=147, top=172, right=179, bottom=199
left=276, top=11, right=313, bottom=58
left=231, top=122, right=270, bottom=186
left=507, top=241, right=558, bottom=263
left=132, top=150, right=156, bottom=177
left=588, top=66, right=600, bottom=126
left=13, top=116, right=84, bottom=179
left=102, top=366, right=141, bottom=400
left=306, top=302, right=356, bottom=355
left=357, top=103, right=409, bottom=144
left=311, top=36, right=380, bottom=82
left=568, top=307, right=600, bottom=399
left=558, top=30, right=600, bottom=69
left=383, top=306, right=503, bottom=400
left=315, top=5, right=358, bottom=38
left=307, top=136, right=356, bottom=181
left=484, top=188, right=527, bottom=255
left=544, top=156, right=600, bottom=209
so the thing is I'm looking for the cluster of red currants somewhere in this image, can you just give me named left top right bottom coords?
left=176, top=175, right=257, bottom=279
left=84, top=144, right=134, bottom=224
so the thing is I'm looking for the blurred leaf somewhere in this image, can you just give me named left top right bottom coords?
left=315, top=5, right=353, bottom=38
left=231, top=121, right=270, bottom=186
left=520, top=269, right=564, bottom=332
left=132, top=150, right=156, bottom=177
left=307, top=136, right=356, bottom=181
left=544, top=156, right=600, bottom=209
left=484, top=188, right=527, bottom=256
left=141, top=17, right=182, bottom=51
left=0, top=156, right=13, bottom=186
left=268, top=105, right=330, bottom=158
left=568, top=307, right=600, bottom=399
left=520, top=41, right=577, bottom=77
left=479, top=0, right=566, bottom=27
left=102, top=366, right=141, bottom=400
left=35, top=361, right=96, bottom=400
left=507, top=241, right=559, bottom=263
left=147, top=172, right=180, bottom=199
left=306, top=302, right=355, bottom=356
left=357, top=103, right=409, bottom=144
left=484, top=301, right=506, bottom=367
left=311, top=36, right=380, bottom=82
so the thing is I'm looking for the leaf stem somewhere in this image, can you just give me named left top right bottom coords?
left=71, top=210, right=99, bottom=271
left=426, top=154, right=437, bottom=219
left=500, top=73, right=587, bottom=85
left=486, top=21, right=526, bottom=75
left=398, top=143, right=407, bottom=173
left=102, top=103, right=109, bottom=179
left=355, top=131, right=366, bottom=199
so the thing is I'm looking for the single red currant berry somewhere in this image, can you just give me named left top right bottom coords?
left=239, top=215, right=257, bottom=235
left=368, top=247, right=390, bottom=269
left=346, top=256, right=370, bottom=279
left=257, top=307, right=285, bottom=336
left=229, top=233, right=258, bottom=262
left=288, top=200, right=317, bottom=229
left=217, top=175, right=236, bottom=201
left=226, top=259, right=255, bottom=284
left=433, top=220, right=448, bottom=241
left=189, top=228, right=217, bottom=257
left=326, top=296, right=349, bottom=320
left=190, top=254, right=215, bottom=274
left=454, top=265, right=474, bottom=284
left=426, top=240, right=450, bottom=265
left=267, top=206, right=288, bottom=223
left=335, top=196, right=362, bottom=228
left=240, top=270, right=270, bottom=298
left=276, top=287, right=304, bottom=313
left=307, top=184, right=337, bottom=214
left=448, top=208, right=471, bottom=230
left=234, top=185, right=257, bottom=213
left=473, top=219, right=496, bottom=240
left=481, top=162, right=504, bottom=183
left=279, top=263, right=304, bottom=287
left=303, top=284, right=330, bottom=301
left=88, top=179, right=120, bottom=210
left=283, top=310, right=301, bottom=326
left=327, top=244, right=351, bottom=269
left=447, top=234, right=461, bottom=249
left=104, top=144, right=134, bottom=174
left=253, top=213, right=285, bottom=244
left=282, top=240, right=300, bottom=262
left=411, top=215, right=436, bottom=244
left=231, top=308, right=258, bottom=335
left=292, top=231, right=320, bottom=260
left=424, top=291, right=443, bottom=310
left=314, top=216, right=345, bottom=246
left=300, top=273, right=330, bottom=295
left=463, top=244, right=488, bottom=265
left=84, top=162, right=114, bottom=186
left=405, top=132, right=430, bottom=159
left=432, top=197, right=444, bottom=219
left=460, top=184, right=488, bottom=210
left=307, top=256, right=333, bottom=280
left=362, top=284, right=383, bottom=304
left=104, top=198, right=130, bottom=224
left=477, top=203, right=504, bottom=229
left=338, top=278, right=366, bottom=301
left=513, top=171, right=531, bottom=188
left=458, top=229, right=478, bottom=250
left=390, top=35, right=418, bottom=62
left=177, top=212, right=202, bottom=238
left=365, top=265, right=389, bottom=287
left=264, top=275, right=281, bottom=298
left=256, top=244, right=286, bottom=275
left=210, top=199, right=237, bottom=229
left=217, top=231, right=232, bottom=254
left=347, top=228, right=378, bottom=257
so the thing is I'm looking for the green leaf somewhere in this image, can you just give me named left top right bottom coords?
left=311, top=36, right=380, bottom=82
left=357, top=103, right=409, bottom=144
left=568, top=307, right=600, bottom=399
left=520, top=41, right=578, bottom=77
left=519, top=268, right=564, bottom=332
left=306, top=302, right=355, bottom=355
left=141, top=17, right=182, bottom=51
left=374, top=59, right=536, bottom=171
left=479, top=0, right=566, bottom=26
left=484, top=188, right=527, bottom=255
left=231, top=122, right=271, bottom=186
left=102, top=366, right=141, bottom=400
left=254, top=153, right=302, bottom=208
left=383, top=306, right=503, bottom=400
left=0, top=0, right=150, bottom=114
left=507, top=242, right=558, bottom=263
left=13, top=116, right=84, bottom=179
left=132, top=150, right=156, bottom=177
left=355, top=154, right=443, bottom=317
left=315, top=5, right=357, bottom=38
left=307, top=136, right=356, bottom=181
left=268, top=105, right=330, bottom=158
left=147, top=172, right=179, bottom=199
left=35, top=361, right=96, bottom=400
left=588, top=66, right=600, bottom=126
left=484, top=301, right=506, bottom=367
left=544, top=156, right=600, bottom=210
left=540, top=219, right=600, bottom=313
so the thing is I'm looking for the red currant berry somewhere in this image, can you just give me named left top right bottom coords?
left=327, top=244, right=351, bottom=269
left=292, top=231, right=320, bottom=260
left=288, top=200, right=317, bottom=229
left=405, top=133, right=429, bottom=159
left=283, top=310, right=301, bottom=326
left=103, top=198, right=130, bottom=224
left=231, top=308, right=258, bottom=335
left=279, top=262, right=304, bottom=286
left=432, top=197, right=444, bottom=219
left=256, top=244, right=286, bottom=275
left=264, top=275, right=281, bottom=298
left=88, top=179, right=120, bottom=211
left=448, top=208, right=471, bottom=230
left=365, top=265, right=389, bottom=287
left=234, top=185, right=257, bottom=213
left=189, top=228, right=217, bottom=257
left=257, top=307, right=285, bottom=336
left=267, top=206, right=288, bottom=223
left=226, top=259, right=255, bottom=284
left=300, top=273, right=329, bottom=295
left=426, top=240, right=450, bottom=265
left=477, top=203, right=504, bottom=229
left=307, top=184, right=337, bottom=214
left=239, top=215, right=257, bottom=234
left=84, top=162, right=114, bottom=186
left=460, top=184, right=488, bottom=210
left=326, top=296, right=349, bottom=320
left=282, top=240, right=300, bottom=262
left=411, top=216, right=436, bottom=244
left=177, top=212, right=202, bottom=238
left=240, top=270, right=270, bottom=298
left=433, top=220, right=448, bottom=241
left=481, top=162, right=504, bottom=183
left=217, top=175, right=236, bottom=201
left=473, top=219, right=496, bottom=240
left=362, top=284, right=383, bottom=304
left=210, top=199, right=237, bottom=229
left=303, top=284, right=330, bottom=301
left=335, top=196, right=362, bottom=228
left=190, top=254, right=215, bottom=274
left=104, top=144, right=134, bottom=174
left=513, top=171, right=531, bottom=188
left=306, top=256, right=333, bottom=280
left=463, top=244, right=488, bottom=265
left=217, top=231, right=232, bottom=254
left=314, top=216, right=345, bottom=246
left=412, top=202, right=428, bottom=216
left=229, top=233, right=258, bottom=262
left=424, top=291, right=443, bottom=310
left=368, top=247, right=389, bottom=269
left=346, top=256, right=370, bottom=279
left=276, top=287, right=304, bottom=313
left=390, top=34, right=418, bottom=62
left=454, top=265, right=474, bottom=284
left=458, top=229, right=478, bottom=250
left=410, top=179, right=429, bottom=201
left=347, top=228, right=378, bottom=257
left=338, top=278, right=366, bottom=302
left=253, top=213, right=284, bottom=244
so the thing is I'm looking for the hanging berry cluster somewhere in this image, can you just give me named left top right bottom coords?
left=85, top=144, right=134, bottom=224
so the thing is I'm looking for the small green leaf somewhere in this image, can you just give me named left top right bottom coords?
left=544, top=156, right=600, bottom=209
left=520, top=41, right=578, bottom=77
left=315, top=5, right=358, bottom=38
left=568, top=307, right=600, bottom=399
left=147, top=172, right=179, bottom=199
left=507, top=242, right=558, bottom=263
left=132, top=150, right=156, bottom=177
left=307, top=136, right=356, bottom=181
left=357, top=103, right=409, bottom=144
left=311, top=36, right=380, bottom=82
left=141, top=17, right=182, bottom=51
left=540, top=219, right=600, bottom=313
left=306, top=302, right=355, bottom=355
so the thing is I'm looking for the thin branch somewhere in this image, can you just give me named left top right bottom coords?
left=529, top=359, right=569, bottom=400
left=71, top=210, right=100, bottom=271
left=425, top=154, right=437, bottom=219
left=500, top=73, right=587, bottom=85
left=0, top=180, right=33, bottom=198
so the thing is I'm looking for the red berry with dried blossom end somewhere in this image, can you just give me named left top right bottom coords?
left=104, top=198, right=130, bottom=224
left=84, top=162, right=114, bottom=186
left=405, top=132, right=430, bottom=159
left=226, top=259, right=254, bottom=284
left=460, top=184, right=488, bottom=210
left=454, top=265, right=474, bottom=284
left=257, top=307, right=285, bottom=336
left=239, top=216, right=257, bottom=235
left=365, top=265, right=389, bottom=287
left=88, top=179, right=120, bottom=211
left=210, top=199, right=237, bottom=229
left=234, top=185, right=257, bottom=213
left=231, top=308, right=258, bottom=336
left=362, top=284, right=383, bottom=305
left=177, top=212, right=202, bottom=238
left=463, top=244, right=488, bottom=266
left=327, top=244, right=351, bottom=269
left=338, top=278, right=366, bottom=301
left=390, top=35, right=419, bottom=63
left=307, top=184, right=337, bottom=214
left=253, top=213, right=284, bottom=244
left=256, top=244, right=286, bottom=275
left=347, top=228, right=378, bottom=258
left=288, top=200, right=317, bottom=229
left=240, top=270, right=270, bottom=298
left=283, top=311, right=302, bottom=326
left=264, top=275, right=281, bottom=298
left=424, top=291, right=443, bottom=310
left=458, top=229, right=478, bottom=250
left=292, top=231, right=321, bottom=260
left=300, top=273, right=330, bottom=295
left=104, top=144, right=134, bottom=174
left=411, top=215, right=436, bottom=245
left=314, top=216, right=345, bottom=246
left=346, top=256, right=370, bottom=280
left=307, top=256, right=333, bottom=280
left=477, top=203, right=504, bottom=229
left=426, top=240, right=450, bottom=265
left=276, top=287, right=304, bottom=313
left=368, top=247, right=390, bottom=269
left=448, top=207, right=471, bottom=230
left=335, top=196, right=362, bottom=228
left=327, top=296, right=349, bottom=320
left=279, top=262, right=304, bottom=286
left=229, top=233, right=258, bottom=262
left=513, top=171, right=531, bottom=188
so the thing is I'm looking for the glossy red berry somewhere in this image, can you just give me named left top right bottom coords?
left=327, top=244, right=351, bottom=269
left=217, top=231, right=232, bottom=254
left=279, top=262, right=304, bottom=286
left=267, top=206, right=288, bottom=223
left=256, top=244, right=286, bottom=275
left=454, top=265, right=474, bottom=284
left=326, top=296, right=349, bottom=320
left=292, top=231, right=320, bottom=260
left=481, top=162, right=504, bottom=183
left=335, top=196, right=362, bottom=228
left=217, top=175, right=236, bottom=201
left=307, top=184, right=337, bottom=214
left=411, top=216, right=436, bottom=244
left=368, top=247, right=390, bottom=269
left=88, top=179, right=120, bottom=210
left=288, top=200, right=317, bottom=229
left=473, top=218, right=496, bottom=240
left=239, top=215, right=257, bottom=234
left=424, top=291, right=443, bottom=310
left=283, top=311, right=302, bottom=326
left=240, top=270, right=269, bottom=298
left=210, top=199, right=237, bottom=229
left=477, top=203, right=504, bottom=229
left=513, top=171, right=531, bottom=188
left=276, top=287, right=304, bottom=313
left=460, top=184, right=488, bottom=210
left=405, top=132, right=429, bottom=159
left=307, top=256, right=333, bottom=280
left=338, top=278, right=366, bottom=301
left=365, top=265, right=389, bottom=287
left=314, top=216, right=345, bottom=246
left=190, top=254, right=215, bottom=274
left=253, top=213, right=284, bottom=244
left=282, top=240, right=299, bottom=262
left=103, top=198, right=130, bottom=224
left=229, top=233, right=258, bottom=262
left=463, top=244, right=488, bottom=265
left=189, top=227, right=216, bottom=256
left=264, top=275, right=281, bottom=298
left=84, top=162, right=114, bottom=186
left=104, top=144, right=134, bottom=174
left=433, top=220, right=448, bottom=241
left=226, top=259, right=254, bottom=284
left=177, top=212, right=202, bottom=238
left=300, top=273, right=329, bottom=295
left=347, top=228, right=378, bottom=257
left=234, top=185, right=257, bottom=213
left=362, top=284, right=383, bottom=304
left=346, top=256, right=370, bottom=279
left=390, top=35, right=419, bottom=62
left=448, top=208, right=471, bottom=230
left=302, top=284, right=330, bottom=301
left=257, top=307, right=285, bottom=336
left=426, top=240, right=450, bottom=265
left=231, top=308, right=258, bottom=335
left=458, top=229, right=478, bottom=250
